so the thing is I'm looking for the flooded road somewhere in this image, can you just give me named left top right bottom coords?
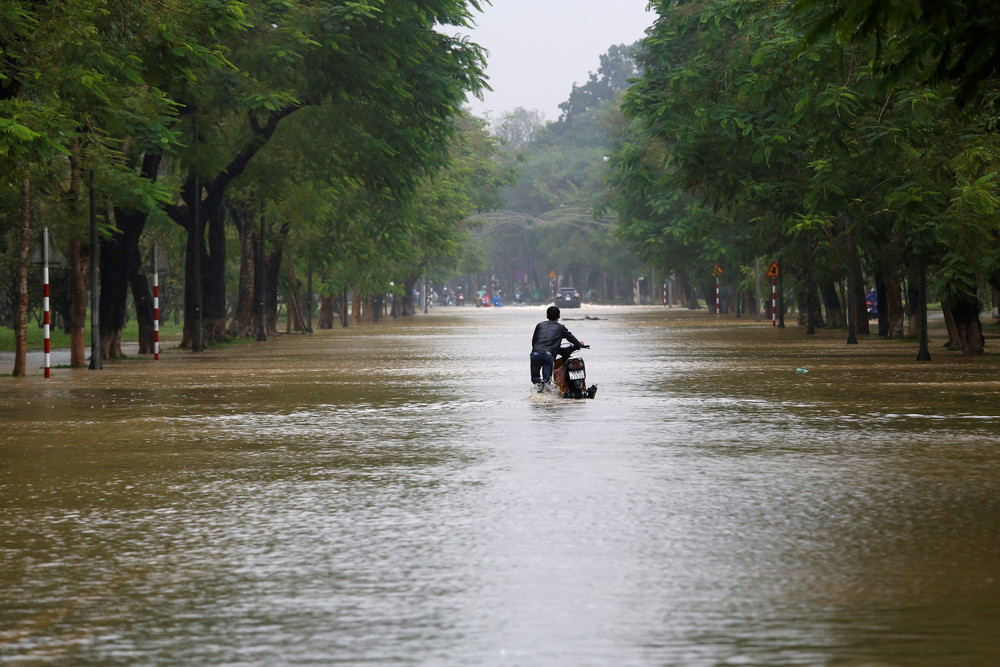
left=2, top=306, right=999, bottom=665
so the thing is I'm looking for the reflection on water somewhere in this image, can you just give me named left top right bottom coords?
left=2, top=307, right=999, bottom=665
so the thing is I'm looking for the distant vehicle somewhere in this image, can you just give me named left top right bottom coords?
left=555, top=287, right=581, bottom=308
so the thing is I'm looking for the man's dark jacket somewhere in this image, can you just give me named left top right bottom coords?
left=531, top=320, right=581, bottom=356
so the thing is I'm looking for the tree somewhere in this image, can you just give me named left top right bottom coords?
left=558, top=43, right=642, bottom=123
left=491, top=107, right=546, bottom=151
left=158, top=0, right=489, bottom=348
left=795, top=0, right=1000, bottom=107
left=1, top=0, right=184, bottom=371
left=614, top=0, right=1000, bottom=354
left=471, top=44, right=646, bottom=302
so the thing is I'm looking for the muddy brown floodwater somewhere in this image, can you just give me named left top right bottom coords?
left=2, top=306, right=999, bottom=665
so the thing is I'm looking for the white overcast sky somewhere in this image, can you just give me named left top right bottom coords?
left=457, top=0, right=656, bottom=121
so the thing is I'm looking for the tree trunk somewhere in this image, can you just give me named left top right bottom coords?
left=351, top=287, right=362, bottom=324
left=178, top=181, right=219, bottom=348
left=821, top=284, right=844, bottom=329
left=285, top=262, right=307, bottom=332
left=884, top=277, right=905, bottom=339
left=942, top=306, right=961, bottom=349
left=319, top=295, right=335, bottom=329
left=264, top=250, right=282, bottom=335
left=853, top=279, right=870, bottom=336
left=950, top=297, right=984, bottom=355
left=69, top=239, right=88, bottom=367
left=180, top=200, right=204, bottom=349
left=130, top=267, right=155, bottom=354
left=181, top=192, right=228, bottom=347
left=742, top=289, right=757, bottom=317
left=804, top=270, right=821, bottom=333
left=915, top=261, right=931, bottom=361
left=874, top=277, right=888, bottom=337
left=906, top=280, right=921, bottom=337
left=100, top=210, right=153, bottom=359
left=172, top=107, right=298, bottom=347
left=227, top=209, right=257, bottom=338
left=205, top=198, right=228, bottom=342
left=99, top=229, right=128, bottom=359
left=846, top=275, right=858, bottom=344
left=65, top=143, right=89, bottom=367
left=676, top=273, right=699, bottom=309
left=402, top=277, right=419, bottom=317
left=12, top=178, right=30, bottom=377
left=95, top=153, right=160, bottom=357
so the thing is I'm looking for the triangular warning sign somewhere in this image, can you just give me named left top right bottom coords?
left=764, top=260, right=779, bottom=278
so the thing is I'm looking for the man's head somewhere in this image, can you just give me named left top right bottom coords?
left=546, top=305, right=560, bottom=321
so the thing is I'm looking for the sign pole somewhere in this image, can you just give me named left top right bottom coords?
left=712, top=264, right=722, bottom=315
left=153, top=242, right=160, bottom=361
left=771, top=277, right=777, bottom=327
left=43, top=227, right=50, bottom=378
left=764, top=260, right=780, bottom=327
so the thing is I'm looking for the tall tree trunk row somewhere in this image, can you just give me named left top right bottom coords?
left=12, top=178, right=31, bottom=377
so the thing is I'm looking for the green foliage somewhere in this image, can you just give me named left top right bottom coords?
left=613, top=0, right=1000, bottom=311
left=558, top=43, right=642, bottom=124
left=258, top=110, right=515, bottom=301
left=795, top=0, right=1000, bottom=107
left=470, top=43, right=649, bottom=299
left=1, top=0, right=496, bottom=340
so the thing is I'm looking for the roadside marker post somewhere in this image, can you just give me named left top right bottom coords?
left=712, top=265, right=723, bottom=315
left=765, top=260, right=780, bottom=327
left=147, top=243, right=170, bottom=361
left=43, top=227, right=50, bottom=378
left=153, top=243, right=160, bottom=361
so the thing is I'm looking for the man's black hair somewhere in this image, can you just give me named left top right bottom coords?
left=546, top=305, right=560, bottom=320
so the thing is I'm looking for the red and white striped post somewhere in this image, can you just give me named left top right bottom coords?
left=714, top=265, right=722, bottom=315
left=763, top=260, right=780, bottom=327
left=43, top=227, right=51, bottom=378
left=771, top=276, right=777, bottom=327
left=153, top=242, right=160, bottom=361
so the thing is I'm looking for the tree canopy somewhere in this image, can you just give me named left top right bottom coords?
left=610, top=0, right=1000, bottom=352
left=1, top=0, right=505, bottom=371
left=794, top=0, right=1000, bottom=107
left=471, top=43, right=647, bottom=302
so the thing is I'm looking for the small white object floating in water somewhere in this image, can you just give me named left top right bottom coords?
left=796, top=368, right=809, bottom=373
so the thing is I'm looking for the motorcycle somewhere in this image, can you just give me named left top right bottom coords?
left=457, top=292, right=464, bottom=306
left=549, top=345, right=598, bottom=399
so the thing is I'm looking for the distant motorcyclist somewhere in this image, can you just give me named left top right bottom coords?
left=529, top=305, right=583, bottom=391
left=866, top=287, right=878, bottom=319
